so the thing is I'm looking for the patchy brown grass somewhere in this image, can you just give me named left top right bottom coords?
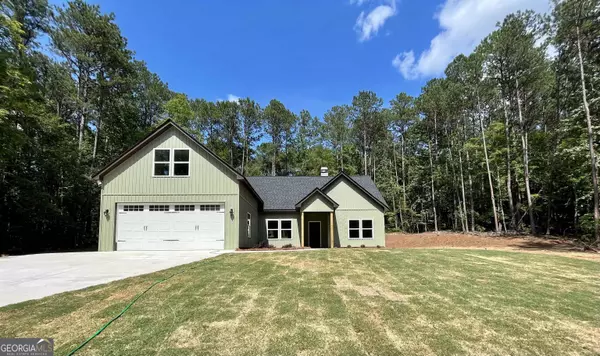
left=0, top=249, right=599, bottom=355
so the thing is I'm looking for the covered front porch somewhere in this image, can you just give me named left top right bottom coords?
left=296, top=188, right=338, bottom=248
left=300, top=212, right=334, bottom=248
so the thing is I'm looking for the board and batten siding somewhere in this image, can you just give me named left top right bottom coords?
left=238, top=183, right=259, bottom=248
left=300, top=194, right=334, bottom=212
left=98, top=127, right=242, bottom=251
left=325, top=178, right=385, bottom=247
left=258, top=212, right=300, bottom=248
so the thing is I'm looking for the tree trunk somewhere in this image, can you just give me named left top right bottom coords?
left=363, top=130, right=368, bottom=175
left=241, top=130, right=247, bottom=175
left=340, top=141, right=344, bottom=171
left=448, top=136, right=464, bottom=232
left=92, top=75, right=104, bottom=162
left=92, top=117, right=101, bottom=160
left=271, top=148, right=276, bottom=176
left=496, top=166, right=507, bottom=232
left=428, top=139, right=438, bottom=232
left=458, top=148, right=469, bottom=232
left=393, top=141, right=400, bottom=229
left=576, top=23, right=599, bottom=244
left=500, top=91, right=516, bottom=230
left=477, top=92, right=499, bottom=232
left=78, top=76, right=86, bottom=151
left=464, top=117, right=475, bottom=231
left=515, top=79, right=536, bottom=234
left=401, top=134, right=407, bottom=210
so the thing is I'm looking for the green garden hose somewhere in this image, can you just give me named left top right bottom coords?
left=66, top=264, right=198, bottom=355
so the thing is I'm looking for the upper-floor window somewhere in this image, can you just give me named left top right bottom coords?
left=153, top=148, right=190, bottom=177
left=154, top=149, right=170, bottom=176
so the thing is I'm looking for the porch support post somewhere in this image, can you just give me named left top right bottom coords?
left=329, top=212, right=334, bottom=248
left=300, top=211, right=304, bottom=248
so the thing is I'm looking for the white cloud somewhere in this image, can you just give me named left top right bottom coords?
left=354, top=0, right=397, bottom=42
left=392, top=51, right=418, bottom=80
left=216, top=94, right=241, bottom=103
left=227, top=94, right=240, bottom=103
left=392, top=0, right=551, bottom=79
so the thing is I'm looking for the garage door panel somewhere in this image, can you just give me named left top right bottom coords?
left=116, top=203, right=225, bottom=250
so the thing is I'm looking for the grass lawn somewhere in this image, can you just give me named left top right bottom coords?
left=0, top=249, right=599, bottom=355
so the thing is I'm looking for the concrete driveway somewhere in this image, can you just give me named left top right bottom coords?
left=0, top=250, right=226, bottom=307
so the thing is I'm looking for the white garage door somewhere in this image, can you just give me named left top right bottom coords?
left=116, top=203, right=225, bottom=250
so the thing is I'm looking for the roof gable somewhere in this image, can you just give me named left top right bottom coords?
left=92, top=120, right=263, bottom=206
left=320, top=172, right=388, bottom=210
left=295, top=188, right=339, bottom=211
left=93, top=120, right=242, bottom=181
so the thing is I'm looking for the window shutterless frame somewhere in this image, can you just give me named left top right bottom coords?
left=266, top=219, right=279, bottom=239
left=266, top=219, right=293, bottom=239
left=173, top=148, right=190, bottom=177
left=152, top=148, right=171, bottom=176
left=348, top=219, right=374, bottom=240
left=152, top=148, right=191, bottom=178
left=247, top=212, right=252, bottom=239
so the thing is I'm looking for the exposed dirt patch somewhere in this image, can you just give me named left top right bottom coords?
left=386, top=232, right=600, bottom=261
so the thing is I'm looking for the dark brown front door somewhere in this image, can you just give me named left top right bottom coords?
left=308, top=222, right=321, bottom=248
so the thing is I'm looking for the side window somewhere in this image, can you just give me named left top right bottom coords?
left=247, top=213, right=252, bottom=239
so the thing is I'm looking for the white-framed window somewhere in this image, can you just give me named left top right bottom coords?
left=152, top=148, right=190, bottom=177
left=267, top=219, right=293, bottom=239
left=153, top=149, right=170, bottom=176
left=174, top=205, right=195, bottom=211
left=149, top=205, right=170, bottom=212
left=173, top=149, right=190, bottom=176
left=247, top=213, right=252, bottom=239
left=123, top=205, right=144, bottom=212
left=348, top=219, right=374, bottom=239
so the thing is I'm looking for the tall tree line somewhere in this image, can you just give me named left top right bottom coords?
left=1, top=0, right=599, bottom=254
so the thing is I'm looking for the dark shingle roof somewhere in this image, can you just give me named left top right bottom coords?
left=246, top=175, right=387, bottom=211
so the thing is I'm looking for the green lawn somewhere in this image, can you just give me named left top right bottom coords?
left=1, top=249, right=599, bottom=355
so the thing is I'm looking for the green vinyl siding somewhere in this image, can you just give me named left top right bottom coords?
left=300, top=194, right=334, bottom=212
left=238, top=183, right=259, bottom=249
left=333, top=210, right=385, bottom=247
left=102, top=127, right=238, bottom=196
left=258, top=212, right=300, bottom=248
left=325, top=177, right=385, bottom=247
left=97, top=127, right=244, bottom=251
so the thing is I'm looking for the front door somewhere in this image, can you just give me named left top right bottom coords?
left=308, top=221, right=321, bottom=248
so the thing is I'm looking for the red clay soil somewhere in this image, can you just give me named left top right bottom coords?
left=386, top=232, right=599, bottom=261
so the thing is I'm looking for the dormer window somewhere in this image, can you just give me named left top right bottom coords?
left=153, top=148, right=190, bottom=177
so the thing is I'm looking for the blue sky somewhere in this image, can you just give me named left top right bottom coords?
left=55, top=0, right=552, bottom=118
